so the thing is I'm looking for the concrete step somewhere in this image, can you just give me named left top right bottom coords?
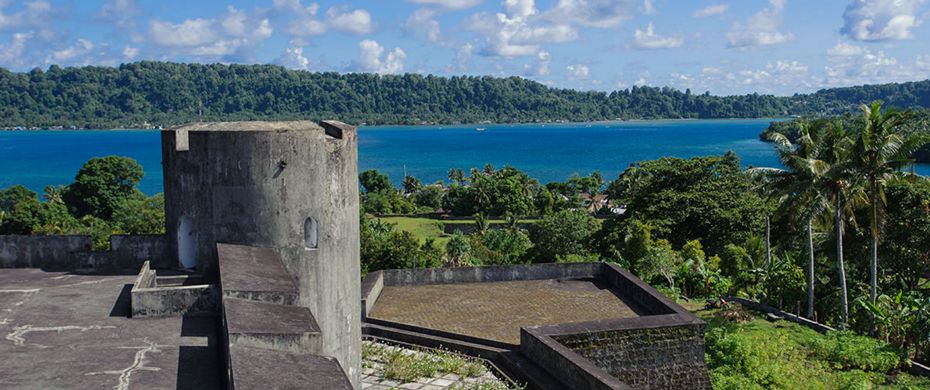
left=224, top=297, right=321, bottom=354
left=216, top=243, right=299, bottom=305
left=228, top=345, right=351, bottom=390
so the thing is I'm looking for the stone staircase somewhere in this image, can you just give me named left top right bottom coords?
left=216, top=243, right=350, bottom=389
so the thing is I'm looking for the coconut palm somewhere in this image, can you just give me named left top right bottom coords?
left=42, top=185, right=64, bottom=204
left=766, top=120, right=862, bottom=324
left=851, top=102, right=929, bottom=305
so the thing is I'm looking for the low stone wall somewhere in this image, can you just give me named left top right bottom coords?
left=110, top=234, right=169, bottom=269
left=0, top=234, right=169, bottom=270
left=522, top=315, right=711, bottom=390
left=377, top=262, right=600, bottom=286
left=360, top=271, right=383, bottom=320
left=365, top=262, right=713, bottom=389
left=0, top=235, right=92, bottom=268
left=131, top=260, right=217, bottom=318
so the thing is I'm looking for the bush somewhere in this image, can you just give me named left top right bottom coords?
left=808, top=331, right=903, bottom=372
left=529, top=209, right=598, bottom=262
left=470, top=228, right=531, bottom=266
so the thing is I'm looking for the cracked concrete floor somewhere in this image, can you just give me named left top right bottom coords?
left=0, top=268, right=223, bottom=389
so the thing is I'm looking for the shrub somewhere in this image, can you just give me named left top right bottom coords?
left=808, top=331, right=903, bottom=372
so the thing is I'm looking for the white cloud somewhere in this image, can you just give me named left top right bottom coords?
left=726, top=0, right=793, bottom=47
left=824, top=42, right=910, bottom=86
left=46, top=38, right=94, bottom=63
left=642, top=0, right=656, bottom=15
left=122, top=46, right=139, bottom=60
left=405, top=8, right=441, bottom=42
left=546, top=0, right=639, bottom=28
left=356, top=39, right=406, bottom=74
left=274, top=1, right=372, bottom=40
left=633, top=22, right=683, bottom=49
left=446, top=43, right=474, bottom=72
left=325, top=6, right=373, bottom=35
left=278, top=47, right=311, bottom=70
left=97, top=0, right=139, bottom=28
left=693, top=4, right=729, bottom=18
left=665, top=59, right=812, bottom=94
left=524, top=50, right=550, bottom=76
left=465, top=1, right=578, bottom=57
left=467, top=0, right=639, bottom=57
left=0, top=0, right=56, bottom=31
left=840, top=0, right=924, bottom=41
left=826, top=42, right=864, bottom=56
left=0, top=32, right=34, bottom=69
left=148, top=7, right=273, bottom=58
left=566, top=64, right=590, bottom=79
left=408, top=0, right=483, bottom=9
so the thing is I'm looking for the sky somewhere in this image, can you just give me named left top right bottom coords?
left=0, top=0, right=928, bottom=96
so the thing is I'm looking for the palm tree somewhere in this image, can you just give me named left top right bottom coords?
left=42, top=185, right=64, bottom=204
left=852, top=102, right=929, bottom=305
left=767, top=120, right=861, bottom=324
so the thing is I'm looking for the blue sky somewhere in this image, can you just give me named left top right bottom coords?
left=1, top=0, right=928, bottom=95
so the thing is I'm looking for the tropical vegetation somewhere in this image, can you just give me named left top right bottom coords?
left=1, top=62, right=929, bottom=129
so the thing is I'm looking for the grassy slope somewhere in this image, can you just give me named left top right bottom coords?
left=680, top=301, right=930, bottom=390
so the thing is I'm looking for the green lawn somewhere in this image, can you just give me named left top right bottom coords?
left=379, top=216, right=449, bottom=245
left=682, top=301, right=930, bottom=390
left=377, top=216, right=541, bottom=248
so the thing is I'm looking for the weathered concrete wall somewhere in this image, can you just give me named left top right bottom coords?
left=0, top=234, right=167, bottom=270
left=162, top=121, right=361, bottom=386
left=520, top=328, right=629, bottom=390
left=378, top=262, right=600, bottom=286
left=132, top=284, right=217, bottom=318
left=110, top=234, right=168, bottom=269
left=554, top=323, right=711, bottom=390
left=0, top=235, right=92, bottom=268
left=130, top=260, right=217, bottom=318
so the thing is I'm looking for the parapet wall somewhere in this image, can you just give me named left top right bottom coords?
left=0, top=234, right=168, bottom=270
left=363, top=262, right=712, bottom=389
left=523, top=316, right=711, bottom=390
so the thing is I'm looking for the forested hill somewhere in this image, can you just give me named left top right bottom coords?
left=0, top=61, right=928, bottom=129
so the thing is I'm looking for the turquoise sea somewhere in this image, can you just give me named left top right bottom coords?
left=3, top=119, right=928, bottom=195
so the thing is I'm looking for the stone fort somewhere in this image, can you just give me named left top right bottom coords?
left=0, top=120, right=711, bottom=389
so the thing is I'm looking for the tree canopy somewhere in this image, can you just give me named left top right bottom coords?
left=1, top=62, right=928, bottom=129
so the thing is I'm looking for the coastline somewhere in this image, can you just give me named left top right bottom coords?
left=1, top=117, right=792, bottom=131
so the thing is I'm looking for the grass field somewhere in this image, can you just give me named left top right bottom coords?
left=377, top=216, right=540, bottom=248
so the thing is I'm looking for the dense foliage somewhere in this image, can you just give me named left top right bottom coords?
left=702, top=306, right=928, bottom=389
left=0, top=157, right=164, bottom=248
left=1, top=62, right=928, bottom=129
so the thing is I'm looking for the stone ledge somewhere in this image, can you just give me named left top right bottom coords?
left=217, top=243, right=299, bottom=305
left=224, top=297, right=321, bottom=354
left=228, top=345, right=351, bottom=390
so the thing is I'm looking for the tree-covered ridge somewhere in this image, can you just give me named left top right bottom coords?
left=1, top=61, right=928, bottom=129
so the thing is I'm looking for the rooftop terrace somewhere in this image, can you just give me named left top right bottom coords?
left=369, top=278, right=645, bottom=345
left=0, top=268, right=223, bottom=389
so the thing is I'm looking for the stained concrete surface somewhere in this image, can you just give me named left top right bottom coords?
left=369, top=278, right=646, bottom=345
left=0, top=268, right=222, bottom=389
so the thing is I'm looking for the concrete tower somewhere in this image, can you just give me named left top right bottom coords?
left=161, top=120, right=361, bottom=385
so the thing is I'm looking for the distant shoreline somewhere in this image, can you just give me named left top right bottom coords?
left=1, top=117, right=789, bottom=132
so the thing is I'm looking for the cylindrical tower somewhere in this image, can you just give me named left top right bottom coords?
left=161, top=120, right=361, bottom=385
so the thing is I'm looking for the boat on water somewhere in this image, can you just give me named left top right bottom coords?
left=476, top=127, right=486, bottom=132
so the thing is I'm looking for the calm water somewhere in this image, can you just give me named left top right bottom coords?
left=3, top=119, right=928, bottom=195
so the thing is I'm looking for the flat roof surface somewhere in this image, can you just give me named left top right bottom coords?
left=368, top=278, right=646, bottom=345
left=0, top=269, right=222, bottom=389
